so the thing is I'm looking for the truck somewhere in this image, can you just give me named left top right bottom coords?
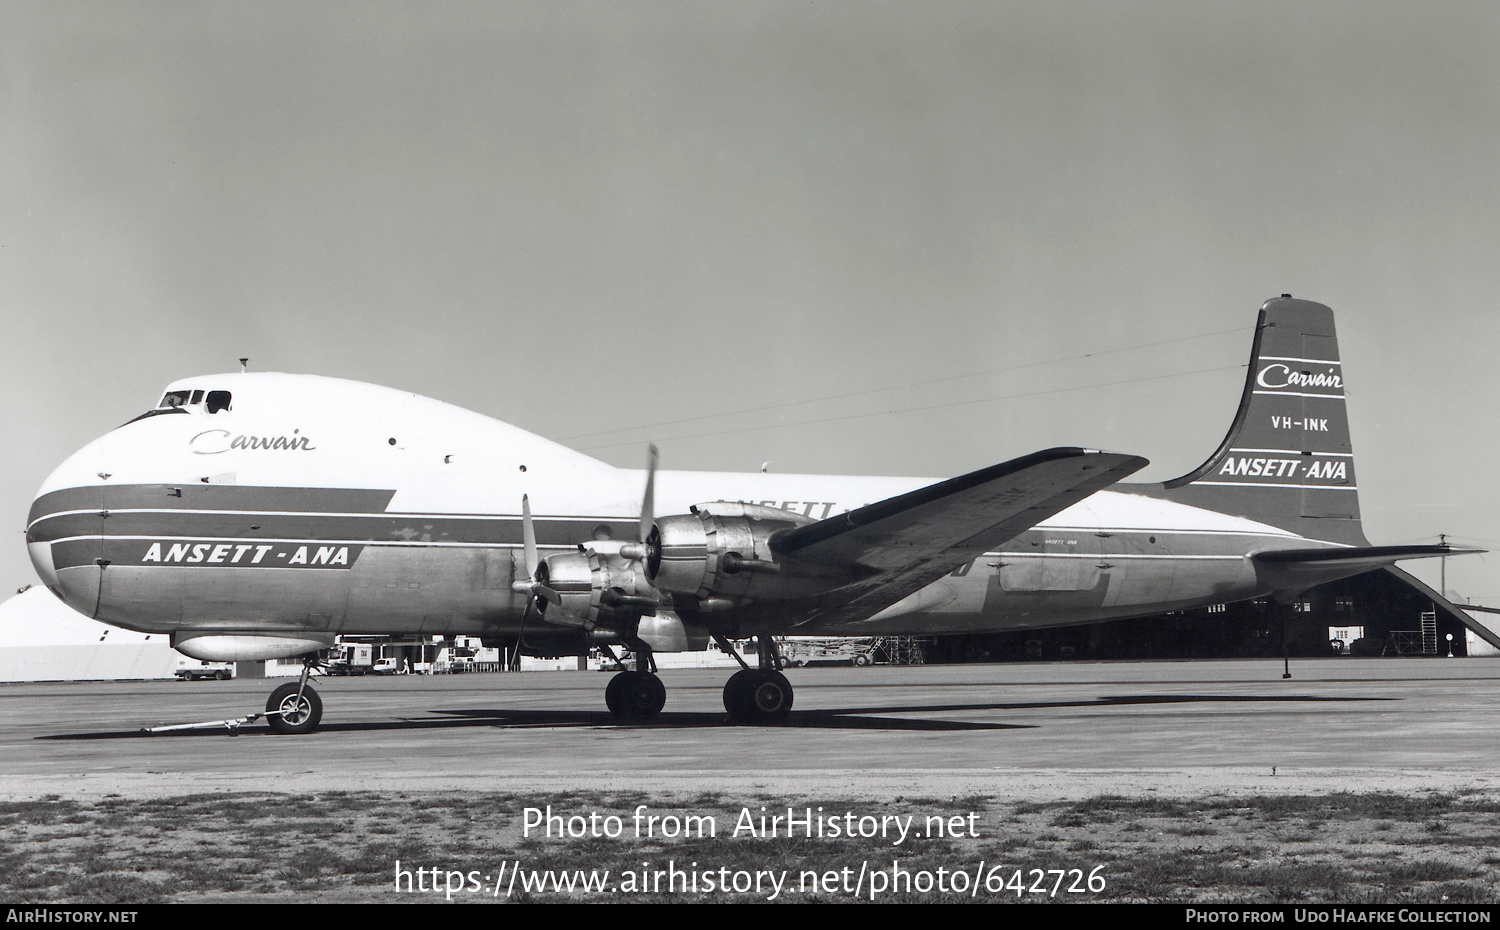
left=324, top=643, right=374, bottom=676
left=175, top=659, right=234, bottom=681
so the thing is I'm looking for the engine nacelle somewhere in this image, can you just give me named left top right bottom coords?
left=647, top=502, right=824, bottom=604
left=541, top=542, right=659, bottom=628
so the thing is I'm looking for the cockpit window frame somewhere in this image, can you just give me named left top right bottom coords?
left=122, top=407, right=189, bottom=427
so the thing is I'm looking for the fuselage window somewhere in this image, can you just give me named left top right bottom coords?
left=206, top=391, right=232, bottom=414
left=160, top=391, right=191, bottom=408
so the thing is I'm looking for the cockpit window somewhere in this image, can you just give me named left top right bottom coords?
left=159, top=390, right=191, bottom=409
left=205, top=390, right=232, bottom=414
left=190, top=389, right=204, bottom=405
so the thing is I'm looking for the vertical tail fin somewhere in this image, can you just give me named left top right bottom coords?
left=1161, top=296, right=1369, bottom=546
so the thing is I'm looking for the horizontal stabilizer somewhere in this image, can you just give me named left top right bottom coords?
left=1253, top=544, right=1477, bottom=566
left=1252, top=544, right=1482, bottom=600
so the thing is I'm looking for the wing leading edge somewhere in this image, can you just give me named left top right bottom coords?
left=764, top=447, right=1149, bottom=627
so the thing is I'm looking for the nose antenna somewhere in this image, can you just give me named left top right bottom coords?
left=239, top=358, right=249, bottom=373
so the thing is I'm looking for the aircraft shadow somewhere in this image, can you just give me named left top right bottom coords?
left=37, top=692, right=1388, bottom=740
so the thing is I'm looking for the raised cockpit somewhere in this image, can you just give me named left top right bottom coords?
left=158, top=388, right=233, bottom=413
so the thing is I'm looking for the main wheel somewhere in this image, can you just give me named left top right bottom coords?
left=723, top=669, right=793, bottom=723
left=266, top=683, right=323, bottom=735
left=606, top=671, right=665, bottom=719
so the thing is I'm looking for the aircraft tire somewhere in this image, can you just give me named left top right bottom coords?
left=606, top=671, right=665, bottom=719
left=723, top=669, right=793, bottom=723
left=266, top=683, right=323, bottom=735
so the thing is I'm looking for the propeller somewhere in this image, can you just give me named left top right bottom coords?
left=511, top=494, right=560, bottom=609
left=620, top=444, right=658, bottom=564
left=513, top=448, right=660, bottom=623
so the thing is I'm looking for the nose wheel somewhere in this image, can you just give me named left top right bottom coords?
left=266, top=682, right=322, bottom=734
left=266, top=659, right=323, bottom=734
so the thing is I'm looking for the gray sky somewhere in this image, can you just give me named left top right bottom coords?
left=4, top=1, right=1499, bottom=602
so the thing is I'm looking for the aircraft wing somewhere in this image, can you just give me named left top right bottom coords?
left=764, top=447, right=1148, bottom=627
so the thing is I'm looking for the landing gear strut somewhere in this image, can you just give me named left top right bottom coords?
left=719, top=634, right=794, bottom=723
left=602, top=638, right=665, bottom=719
left=266, top=659, right=323, bottom=735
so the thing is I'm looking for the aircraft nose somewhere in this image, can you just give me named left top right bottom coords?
left=27, top=439, right=110, bottom=617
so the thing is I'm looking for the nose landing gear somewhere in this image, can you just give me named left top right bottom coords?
left=266, top=660, right=323, bottom=735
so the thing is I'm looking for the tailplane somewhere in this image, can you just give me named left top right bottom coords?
left=1161, top=295, right=1369, bottom=546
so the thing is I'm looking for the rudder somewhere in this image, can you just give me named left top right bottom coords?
left=1161, top=296, right=1368, bottom=546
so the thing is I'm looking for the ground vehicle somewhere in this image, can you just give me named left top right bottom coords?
left=325, top=643, right=374, bottom=675
left=371, top=656, right=403, bottom=675
left=778, top=637, right=879, bottom=667
left=174, top=660, right=233, bottom=681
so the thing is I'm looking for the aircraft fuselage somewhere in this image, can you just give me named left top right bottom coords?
left=27, top=373, right=1325, bottom=644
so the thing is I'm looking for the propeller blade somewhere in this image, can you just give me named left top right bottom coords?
left=522, top=494, right=539, bottom=580
left=639, top=443, right=658, bottom=545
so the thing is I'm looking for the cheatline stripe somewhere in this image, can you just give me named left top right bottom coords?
left=1228, top=448, right=1354, bottom=458
left=49, top=534, right=1326, bottom=558
left=60, top=525, right=1310, bottom=545
left=1258, top=356, right=1341, bottom=366
left=29, top=507, right=619, bottom=531
left=39, top=508, right=1312, bottom=536
left=50, top=535, right=578, bottom=550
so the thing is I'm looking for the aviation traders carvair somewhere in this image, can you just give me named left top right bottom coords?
left=26, top=297, right=1484, bottom=733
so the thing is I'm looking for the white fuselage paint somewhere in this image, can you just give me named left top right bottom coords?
left=28, top=373, right=1335, bottom=644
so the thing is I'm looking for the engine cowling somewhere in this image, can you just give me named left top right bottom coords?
left=540, top=541, right=660, bottom=628
left=645, top=502, right=825, bottom=604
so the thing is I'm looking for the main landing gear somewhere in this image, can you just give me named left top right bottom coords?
left=601, top=638, right=666, bottom=719
left=718, top=634, right=793, bottom=724
left=266, top=659, right=323, bottom=735
left=595, top=633, right=795, bottom=724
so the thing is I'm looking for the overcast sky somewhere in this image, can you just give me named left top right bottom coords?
left=4, top=1, right=1499, bottom=602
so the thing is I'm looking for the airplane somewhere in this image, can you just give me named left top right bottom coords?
left=24, top=295, right=1483, bottom=734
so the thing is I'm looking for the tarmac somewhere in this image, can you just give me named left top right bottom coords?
left=1, top=657, right=1496, bottom=802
